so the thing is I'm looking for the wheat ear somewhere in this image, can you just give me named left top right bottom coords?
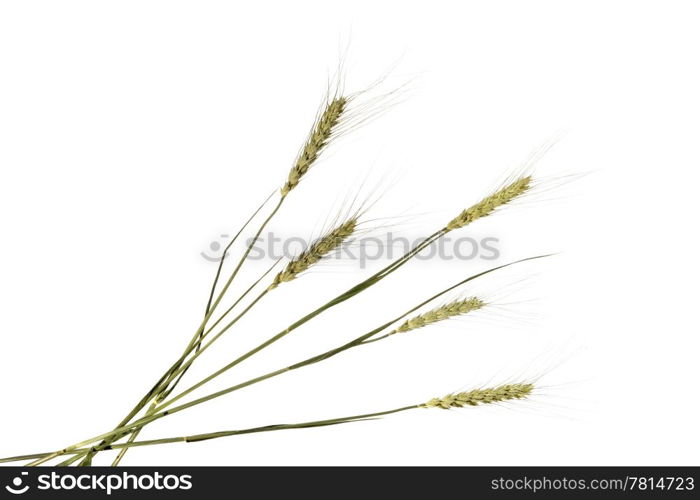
left=269, top=217, right=357, bottom=289
left=391, top=297, right=484, bottom=334
left=361, top=296, right=485, bottom=345
left=446, top=176, right=532, bottom=231
left=423, top=383, right=534, bottom=409
left=281, top=97, right=347, bottom=197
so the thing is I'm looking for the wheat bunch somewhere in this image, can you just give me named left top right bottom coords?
left=0, top=66, right=567, bottom=467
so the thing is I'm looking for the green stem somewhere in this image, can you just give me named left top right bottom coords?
left=96, top=265, right=277, bottom=466
left=61, top=406, right=417, bottom=466
left=110, top=401, right=158, bottom=466
left=159, top=230, right=446, bottom=410
left=80, top=222, right=433, bottom=466
left=169, top=192, right=277, bottom=397
left=110, top=427, right=141, bottom=467
left=360, top=332, right=394, bottom=344
left=79, top=196, right=284, bottom=465
left=110, top=258, right=283, bottom=464
left=0, top=451, right=63, bottom=464
left=21, top=255, right=547, bottom=466
left=153, top=288, right=270, bottom=402
left=204, top=190, right=275, bottom=316
left=56, top=453, right=85, bottom=466
left=79, top=405, right=419, bottom=456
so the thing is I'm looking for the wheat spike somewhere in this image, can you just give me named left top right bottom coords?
left=392, top=297, right=484, bottom=334
left=269, top=218, right=357, bottom=289
left=423, top=383, right=534, bottom=409
left=446, top=176, right=532, bottom=231
left=281, top=97, right=347, bottom=197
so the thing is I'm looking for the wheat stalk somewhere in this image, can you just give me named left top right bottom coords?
left=8, top=383, right=535, bottom=461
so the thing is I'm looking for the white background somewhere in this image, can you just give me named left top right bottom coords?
left=1, top=1, right=699, bottom=466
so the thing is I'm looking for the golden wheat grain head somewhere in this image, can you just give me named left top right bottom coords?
left=269, top=216, right=358, bottom=289
left=281, top=97, right=348, bottom=197
left=423, top=383, right=534, bottom=409
left=445, top=176, right=532, bottom=231
left=392, top=297, right=485, bottom=334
